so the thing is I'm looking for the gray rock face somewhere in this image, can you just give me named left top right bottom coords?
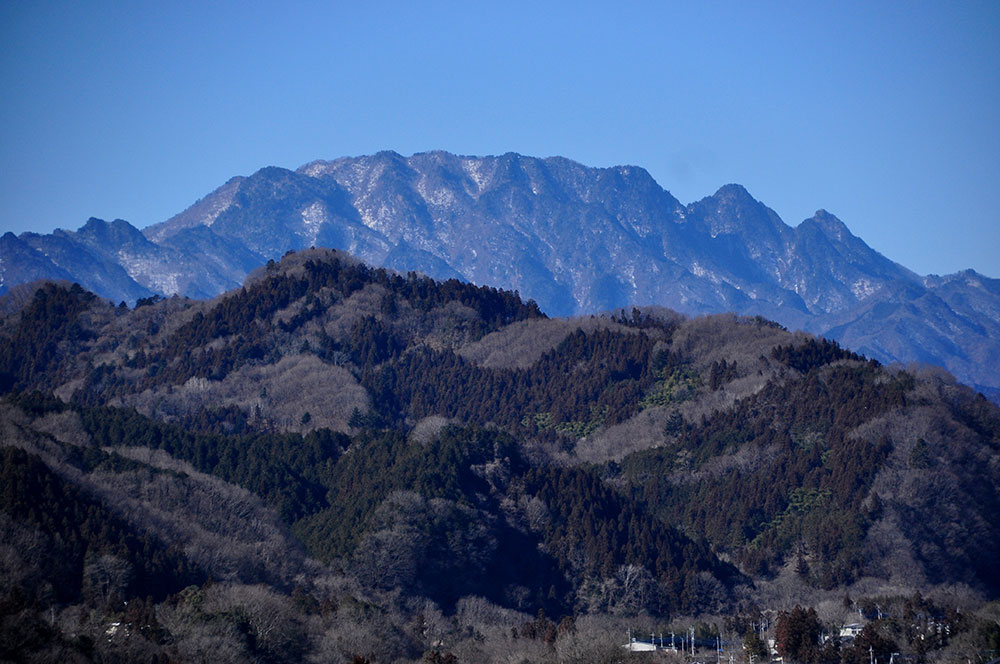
left=2, top=151, right=997, bottom=397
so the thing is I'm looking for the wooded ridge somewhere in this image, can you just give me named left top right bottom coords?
left=1, top=248, right=998, bottom=663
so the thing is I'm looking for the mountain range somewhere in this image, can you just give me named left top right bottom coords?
left=2, top=248, right=998, bottom=662
left=2, top=150, right=998, bottom=398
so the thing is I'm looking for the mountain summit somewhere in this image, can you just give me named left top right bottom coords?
left=3, top=151, right=999, bottom=397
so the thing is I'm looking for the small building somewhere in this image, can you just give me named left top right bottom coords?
left=840, top=624, right=864, bottom=640
left=622, top=631, right=679, bottom=652
left=623, top=639, right=658, bottom=652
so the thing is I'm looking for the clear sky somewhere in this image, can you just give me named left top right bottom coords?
left=2, top=1, right=998, bottom=277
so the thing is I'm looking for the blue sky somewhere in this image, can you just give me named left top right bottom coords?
left=2, top=1, right=998, bottom=277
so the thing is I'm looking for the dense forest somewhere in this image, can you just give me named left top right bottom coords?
left=1, top=248, right=999, bottom=663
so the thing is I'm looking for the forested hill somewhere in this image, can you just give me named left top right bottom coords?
left=2, top=248, right=999, bottom=663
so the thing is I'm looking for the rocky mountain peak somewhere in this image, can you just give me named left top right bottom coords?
left=144, top=175, right=244, bottom=243
left=687, top=184, right=788, bottom=242
left=713, top=182, right=755, bottom=201
left=77, top=217, right=152, bottom=250
left=800, top=209, right=853, bottom=243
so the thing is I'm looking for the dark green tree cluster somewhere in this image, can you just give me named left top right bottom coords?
left=708, top=358, right=739, bottom=390
left=522, top=465, right=738, bottom=614
left=0, top=446, right=203, bottom=607
left=774, top=605, right=840, bottom=664
left=78, top=404, right=348, bottom=522
left=345, top=315, right=407, bottom=368
left=0, top=282, right=95, bottom=393
left=294, top=426, right=495, bottom=558
left=607, top=307, right=683, bottom=335
left=620, top=363, right=909, bottom=585
left=771, top=337, right=868, bottom=374
left=294, top=424, right=576, bottom=612
left=369, top=328, right=667, bottom=432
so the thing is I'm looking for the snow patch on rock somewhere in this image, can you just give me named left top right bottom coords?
left=300, top=202, right=328, bottom=246
left=851, top=278, right=876, bottom=300
left=417, top=176, right=457, bottom=209
left=461, top=159, right=490, bottom=194
left=118, top=252, right=181, bottom=294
